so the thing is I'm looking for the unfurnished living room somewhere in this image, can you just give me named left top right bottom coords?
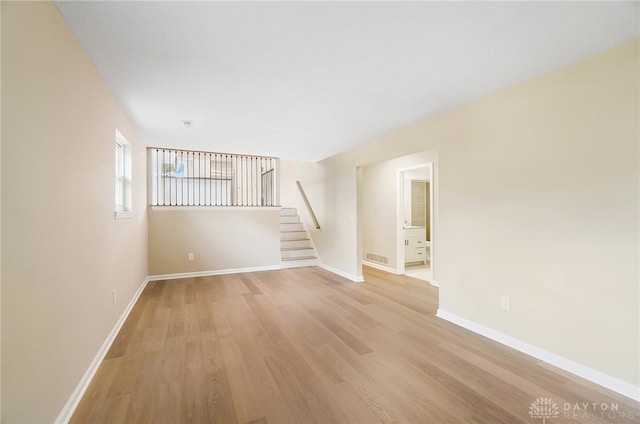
left=2, top=1, right=639, bottom=423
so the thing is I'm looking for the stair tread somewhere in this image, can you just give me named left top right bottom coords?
left=280, top=210, right=312, bottom=251
left=282, top=256, right=318, bottom=261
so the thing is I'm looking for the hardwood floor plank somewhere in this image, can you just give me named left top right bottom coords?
left=241, top=293, right=317, bottom=379
left=239, top=273, right=263, bottom=295
left=307, top=306, right=373, bottom=355
left=311, top=343, right=411, bottom=423
left=217, top=327, right=263, bottom=423
left=325, top=293, right=382, bottom=329
left=182, top=340, right=209, bottom=423
left=199, top=330, right=238, bottom=424
left=71, top=266, right=640, bottom=423
left=122, top=350, right=162, bottom=423
left=103, top=351, right=145, bottom=400
left=105, top=299, right=146, bottom=359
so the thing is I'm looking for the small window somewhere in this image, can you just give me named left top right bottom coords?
left=115, top=130, right=132, bottom=219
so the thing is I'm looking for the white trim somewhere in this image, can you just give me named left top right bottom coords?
left=150, top=206, right=282, bottom=212
left=319, top=263, right=364, bottom=282
left=55, top=277, right=150, bottom=424
left=396, top=170, right=406, bottom=275
left=114, top=129, right=132, bottom=217
left=428, top=163, right=435, bottom=280
left=148, top=264, right=282, bottom=281
left=430, top=279, right=440, bottom=288
left=362, top=260, right=402, bottom=275
left=436, top=309, right=640, bottom=402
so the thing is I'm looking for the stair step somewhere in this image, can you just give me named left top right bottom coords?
left=281, top=231, right=307, bottom=241
left=282, top=256, right=318, bottom=261
left=280, top=257, right=321, bottom=269
left=280, top=215, right=301, bottom=224
left=281, top=247, right=314, bottom=251
left=280, top=222, right=304, bottom=231
left=281, top=248, right=317, bottom=259
left=280, top=207, right=317, bottom=263
left=281, top=239, right=312, bottom=249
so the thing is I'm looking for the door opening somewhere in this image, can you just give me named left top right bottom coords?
left=398, top=164, right=433, bottom=282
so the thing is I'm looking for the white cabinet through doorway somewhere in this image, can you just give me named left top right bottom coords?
left=404, top=227, right=427, bottom=264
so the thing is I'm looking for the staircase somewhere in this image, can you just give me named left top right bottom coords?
left=280, top=208, right=320, bottom=268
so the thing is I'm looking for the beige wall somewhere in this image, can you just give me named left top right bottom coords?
left=279, top=159, right=324, bottom=223
left=1, top=2, right=148, bottom=422
left=279, top=159, right=298, bottom=208
left=148, top=208, right=281, bottom=276
left=313, top=40, right=639, bottom=387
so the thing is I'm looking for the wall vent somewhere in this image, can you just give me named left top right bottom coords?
left=366, top=253, right=388, bottom=264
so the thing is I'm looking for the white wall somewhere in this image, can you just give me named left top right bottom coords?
left=148, top=208, right=281, bottom=276
left=1, top=2, right=148, bottom=422
left=297, top=158, right=361, bottom=278
left=309, top=40, right=639, bottom=389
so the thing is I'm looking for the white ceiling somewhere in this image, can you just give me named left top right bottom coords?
left=55, top=1, right=639, bottom=162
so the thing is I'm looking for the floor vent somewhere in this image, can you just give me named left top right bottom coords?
left=366, top=253, right=388, bottom=264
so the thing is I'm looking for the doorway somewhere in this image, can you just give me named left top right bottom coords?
left=398, top=164, right=433, bottom=282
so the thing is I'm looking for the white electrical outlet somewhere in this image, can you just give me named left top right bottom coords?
left=500, top=295, right=510, bottom=311
left=188, top=252, right=194, bottom=261
left=113, top=289, right=117, bottom=304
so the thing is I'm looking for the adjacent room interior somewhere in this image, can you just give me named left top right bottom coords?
left=2, top=1, right=639, bottom=423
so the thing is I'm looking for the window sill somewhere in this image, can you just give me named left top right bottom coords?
left=115, top=211, right=133, bottom=219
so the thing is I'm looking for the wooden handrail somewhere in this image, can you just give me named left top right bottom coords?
left=296, top=181, right=320, bottom=230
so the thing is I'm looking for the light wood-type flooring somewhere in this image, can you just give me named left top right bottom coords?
left=71, top=266, right=640, bottom=423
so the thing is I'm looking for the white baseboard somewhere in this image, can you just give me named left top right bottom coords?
left=147, top=264, right=282, bottom=281
left=319, top=263, right=364, bottom=282
left=55, top=277, right=150, bottom=424
left=362, top=260, right=402, bottom=275
left=436, top=309, right=640, bottom=402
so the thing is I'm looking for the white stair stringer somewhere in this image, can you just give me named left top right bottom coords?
left=280, top=208, right=320, bottom=268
